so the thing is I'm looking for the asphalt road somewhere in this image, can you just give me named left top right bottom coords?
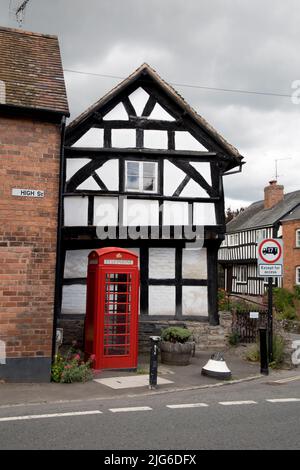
left=0, top=376, right=299, bottom=450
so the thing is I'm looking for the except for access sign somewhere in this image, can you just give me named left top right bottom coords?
left=257, top=238, right=283, bottom=277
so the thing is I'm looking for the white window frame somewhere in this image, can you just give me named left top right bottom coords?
left=296, top=267, right=300, bottom=285
left=296, top=229, right=300, bottom=248
left=237, top=265, right=247, bottom=283
left=125, top=160, right=158, bottom=193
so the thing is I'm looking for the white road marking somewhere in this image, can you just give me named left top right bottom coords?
left=219, top=400, right=257, bottom=406
left=0, top=410, right=102, bottom=422
left=266, top=398, right=300, bottom=403
left=272, top=376, right=300, bottom=384
left=109, top=406, right=152, bottom=413
left=167, top=403, right=209, bottom=409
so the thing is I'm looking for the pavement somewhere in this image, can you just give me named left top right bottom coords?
left=0, top=347, right=298, bottom=407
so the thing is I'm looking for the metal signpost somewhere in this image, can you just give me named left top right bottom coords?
left=257, top=238, right=283, bottom=363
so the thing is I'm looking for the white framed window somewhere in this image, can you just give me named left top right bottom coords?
left=296, top=229, right=300, bottom=248
left=296, top=267, right=300, bottom=285
left=125, top=161, right=158, bottom=193
left=237, top=265, right=247, bottom=283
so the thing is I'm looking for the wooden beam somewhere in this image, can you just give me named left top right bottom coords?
left=142, top=95, right=156, bottom=117
left=93, top=118, right=183, bottom=131
left=66, top=158, right=109, bottom=192
left=172, top=175, right=190, bottom=197
left=65, top=146, right=217, bottom=160
left=122, top=96, right=137, bottom=118
left=92, top=171, right=108, bottom=191
left=169, top=158, right=218, bottom=197
left=63, top=191, right=219, bottom=203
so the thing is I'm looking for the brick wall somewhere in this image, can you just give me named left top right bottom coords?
left=0, top=115, right=61, bottom=381
left=282, top=220, right=300, bottom=291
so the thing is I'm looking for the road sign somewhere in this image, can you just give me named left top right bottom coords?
left=257, top=238, right=283, bottom=277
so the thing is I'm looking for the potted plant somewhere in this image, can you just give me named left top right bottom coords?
left=160, top=326, right=195, bottom=366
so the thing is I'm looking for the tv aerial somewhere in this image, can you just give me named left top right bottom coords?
left=9, top=0, right=31, bottom=27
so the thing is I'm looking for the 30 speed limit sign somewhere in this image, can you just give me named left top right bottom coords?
left=257, top=238, right=283, bottom=277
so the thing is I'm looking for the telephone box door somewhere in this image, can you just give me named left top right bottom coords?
left=99, top=268, right=139, bottom=369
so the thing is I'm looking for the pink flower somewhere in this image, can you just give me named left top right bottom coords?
left=90, top=354, right=96, bottom=361
left=74, top=354, right=80, bottom=360
left=64, top=365, right=71, bottom=369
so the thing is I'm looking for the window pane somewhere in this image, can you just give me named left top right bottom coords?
left=143, top=177, right=155, bottom=191
left=127, top=175, right=139, bottom=190
left=143, top=162, right=155, bottom=178
left=127, top=161, right=139, bottom=176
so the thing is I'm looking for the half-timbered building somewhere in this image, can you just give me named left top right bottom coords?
left=57, top=64, right=243, bottom=342
left=219, top=181, right=300, bottom=295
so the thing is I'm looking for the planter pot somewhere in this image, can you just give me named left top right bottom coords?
left=160, top=341, right=195, bottom=366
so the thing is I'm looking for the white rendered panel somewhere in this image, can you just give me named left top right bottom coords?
left=123, top=199, right=159, bottom=226
left=66, top=158, right=91, bottom=181
left=128, top=88, right=150, bottom=116
left=180, top=179, right=208, bottom=198
left=61, top=285, right=87, bottom=315
left=64, top=197, right=88, bottom=226
left=77, top=176, right=101, bottom=191
left=96, top=160, right=119, bottom=191
left=191, top=162, right=212, bottom=185
left=182, top=286, right=208, bottom=316
left=182, top=248, right=207, bottom=279
left=163, top=160, right=186, bottom=196
left=149, top=286, right=176, bottom=316
left=112, top=129, right=136, bottom=147
left=163, top=201, right=189, bottom=225
left=103, top=102, right=128, bottom=120
left=193, top=203, right=216, bottom=226
left=94, top=197, right=118, bottom=226
left=150, top=103, right=175, bottom=121
left=175, top=131, right=207, bottom=151
left=64, top=250, right=90, bottom=278
left=72, top=128, right=103, bottom=147
left=144, top=130, right=168, bottom=149
left=149, top=248, right=175, bottom=279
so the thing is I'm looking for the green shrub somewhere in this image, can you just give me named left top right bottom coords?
left=218, top=289, right=230, bottom=310
left=161, top=326, right=192, bottom=343
left=51, top=348, right=95, bottom=383
left=269, top=334, right=285, bottom=369
left=228, top=331, right=240, bottom=346
left=294, top=285, right=300, bottom=300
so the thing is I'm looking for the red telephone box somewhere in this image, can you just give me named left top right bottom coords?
left=85, top=247, right=139, bottom=370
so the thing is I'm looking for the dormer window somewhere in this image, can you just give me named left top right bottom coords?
left=125, top=161, right=158, bottom=193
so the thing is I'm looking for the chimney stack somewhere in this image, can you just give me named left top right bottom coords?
left=264, top=180, right=284, bottom=209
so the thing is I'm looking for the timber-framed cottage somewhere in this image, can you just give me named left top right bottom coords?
left=58, top=64, right=243, bottom=344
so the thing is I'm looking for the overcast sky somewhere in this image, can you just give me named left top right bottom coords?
left=1, top=0, right=300, bottom=208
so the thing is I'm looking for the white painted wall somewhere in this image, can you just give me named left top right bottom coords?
left=175, top=131, right=207, bottom=151
left=144, top=130, right=168, bottom=149
left=163, top=201, right=189, bottom=225
left=150, top=103, right=175, bottom=121
left=66, top=158, right=91, bottom=181
left=149, top=248, right=175, bottom=279
left=94, top=197, right=118, bottom=226
left=123, top=199, right=159, bottom=226
left=96, top=160, right=119, bottom=190
left=193, top=203, right=216, bottom=225
left=72, top=128, right=103, bottom=147
left=128, top=87, right=150, bottom=116
left=163, top=160, right=186, bottom=196
left=112, top=129, right=136, bottom=147
left=77, top=176, right=101, bottom=191
left=61, top=285, right=87, bottom=314
left=103, top=102, right=128, bottom=120
left=64, top=250, right=91, bottom=278
left=64, top=197, right=88, bottom=226
left=182, top=286, right=208, bottom=316
left=182, top=248, right=207, bottom=279
left=149, top=286, right=176, bottom=315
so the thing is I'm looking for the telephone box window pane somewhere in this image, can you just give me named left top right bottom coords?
left=103, top=272, right=132, bottom=357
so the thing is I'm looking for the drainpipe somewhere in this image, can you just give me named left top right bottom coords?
left=52, top=115, right=66, bottom=360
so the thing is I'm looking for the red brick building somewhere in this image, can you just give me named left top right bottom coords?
left=281, top=206, right=300, bottom=291
left=0, top=27, right=69, bottom=381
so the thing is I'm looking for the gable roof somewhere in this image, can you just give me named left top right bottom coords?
left=281, top=204, right=300, bottom=222
left=66, top=63, right=243, bottom=164
left=0, top=26, right=69, bottom=115
left=227, top=190, right=300, bottom=232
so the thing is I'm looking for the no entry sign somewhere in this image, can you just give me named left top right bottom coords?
left=257, top=238, right=283, bottom=277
